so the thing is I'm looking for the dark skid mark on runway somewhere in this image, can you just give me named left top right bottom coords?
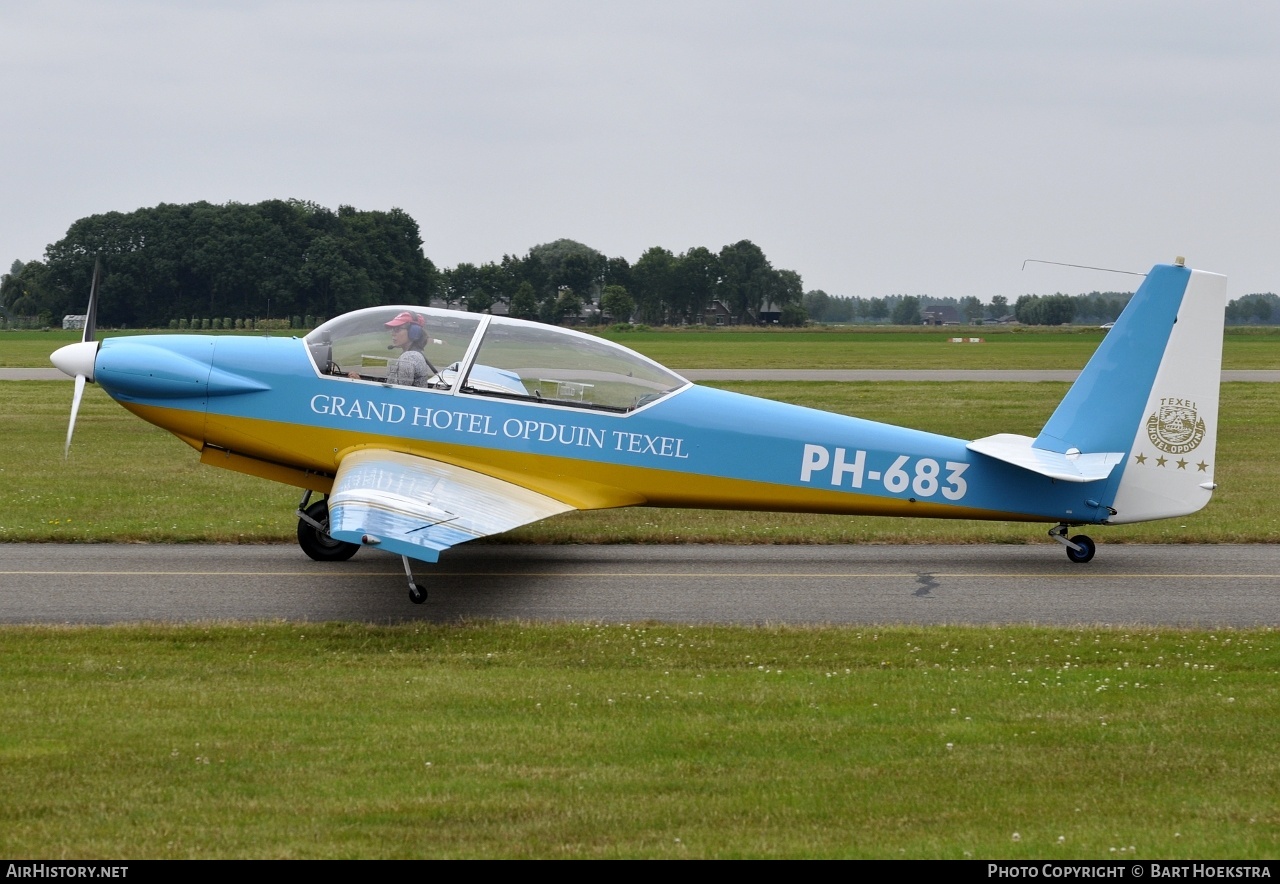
left=914, top=573, right=939, bottom=597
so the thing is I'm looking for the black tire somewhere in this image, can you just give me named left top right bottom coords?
left=297, top=499, right=359, bottom=562
left=408, top=584, right=427, bottom=604
left=1065, top=534, right=1096, bottom=564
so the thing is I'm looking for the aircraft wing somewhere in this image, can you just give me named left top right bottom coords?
left=967, top=433, right=1124, bottom=483
left=326, top=449, right=574, bottom=562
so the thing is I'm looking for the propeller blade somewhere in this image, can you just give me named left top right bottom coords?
left=58, top=256, right=102, bottom=458
left=83, top=258, right=100, bottom=343
left=65, top=374, right=86, bottom=459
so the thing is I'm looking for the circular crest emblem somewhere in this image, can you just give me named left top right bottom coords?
left=1146, top=403, right=1206, bottom=454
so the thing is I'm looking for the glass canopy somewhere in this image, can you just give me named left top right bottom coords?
left=306, top=308, right=687, bottom=412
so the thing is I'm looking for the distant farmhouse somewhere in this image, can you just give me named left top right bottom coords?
left=703, top=299, right=734, bottom=326
left=701, top=299, right=783, bottom=325
left=922, top=306, right=961, bottom=326
left=63, top=314, right=88, bottom=330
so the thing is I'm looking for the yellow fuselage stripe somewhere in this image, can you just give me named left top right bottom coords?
left=125, top=402, right=1030, bottom=521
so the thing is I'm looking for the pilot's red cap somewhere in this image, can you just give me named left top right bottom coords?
left=385, top=311, right=424, bottom=328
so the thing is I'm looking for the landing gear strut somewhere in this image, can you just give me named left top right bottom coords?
left=1049, top=523, right=1095, bottom=563
left=296, top=492, right=428, bottom=604
left=295, top=490, right=359, bottom=562
left=403, top=556, right=426, bottom=604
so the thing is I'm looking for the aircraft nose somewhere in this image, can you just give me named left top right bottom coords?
left=91, top=336, right=270, bottom=399
left=51, top=340, right=99, bottom=381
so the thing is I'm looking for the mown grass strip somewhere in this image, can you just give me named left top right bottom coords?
left=5, top=326, right=1278, bottom=369
left=0, top=622, right=1275, bottom=858
left=598, top=325, right=1280, bottom=370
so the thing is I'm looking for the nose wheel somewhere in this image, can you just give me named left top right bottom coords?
left=403, top=556, right=426, bottom=604
left=1050, top=524, right=1096, bottom=563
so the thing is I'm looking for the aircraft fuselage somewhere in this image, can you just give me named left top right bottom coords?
left=96, top=332, right=1114, bottom=525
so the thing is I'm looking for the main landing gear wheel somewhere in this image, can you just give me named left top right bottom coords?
left=1065, top=535, right=1096, bottom=564
left=296, top=499, right=359, bottom=562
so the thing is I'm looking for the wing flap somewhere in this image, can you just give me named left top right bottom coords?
left=967, top=433, right=1123, bottom=483
left=326, top=449, right=574, bottom=562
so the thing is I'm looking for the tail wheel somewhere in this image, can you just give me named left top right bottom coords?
left=297, top=500, right=359, bottom=562
left=1065, top=534, right=1096, bottom=564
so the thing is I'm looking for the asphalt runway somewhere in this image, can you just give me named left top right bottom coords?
left=2, top=543, right=1277, bottom=627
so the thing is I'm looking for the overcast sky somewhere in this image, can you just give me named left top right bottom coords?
left=4, top=1, right=1278, bottom=301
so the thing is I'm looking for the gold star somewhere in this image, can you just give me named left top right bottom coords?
left=1176, top=458, right=1188, bottom=469
left=1197, top=461, right=1209, bottom=472
left=1134, top=452, right=1147, bottom=465
left=1155, top=455, right=1168, bottom=467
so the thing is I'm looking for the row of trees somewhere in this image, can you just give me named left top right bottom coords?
left=803, top=289, right=1135, bottom=326
left=1, top=200, right=434, bottom=328
left=1012, top=294, right=1077, bottom=326
left=804, top=287, right=1279, bottom=327
left=1227, top=293, right=1277, bottom=324
left=805, top=290, right=994, bottom=325
left=2, top=200, right=1276, bottom=328
left=0, top=201, right=807, bottom=329
left=1008, top=290, right=1280, bottom=326
left=435, top=238, right=804, bottom=326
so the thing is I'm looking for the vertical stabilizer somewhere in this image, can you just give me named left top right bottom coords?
left=1106, top=267, right=1226, bottom=522
left=1033, top=263, right=1226, bottom=524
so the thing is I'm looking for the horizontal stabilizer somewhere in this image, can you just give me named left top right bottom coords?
left=327, top=449, right=574, bottom=562
left=967, top=434, right=1123, bottom=483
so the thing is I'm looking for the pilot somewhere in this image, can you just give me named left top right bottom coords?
left=348, top=311, right=437, bottom=386
left=384, top=311, right=436, bottom=387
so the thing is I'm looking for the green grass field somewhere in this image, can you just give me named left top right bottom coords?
left=1, top=622, right=1276, bottom=858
